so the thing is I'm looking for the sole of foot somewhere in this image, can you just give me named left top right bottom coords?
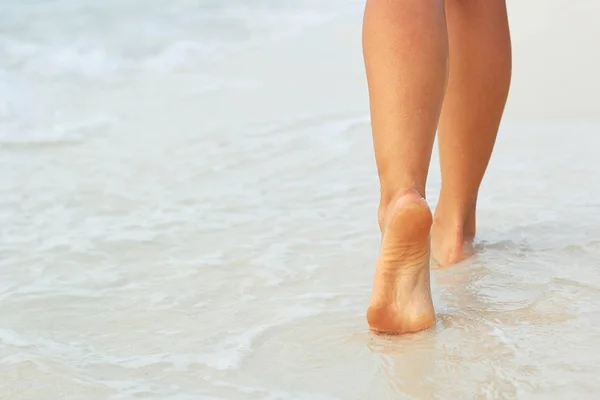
left=367, top=190, right=436, bottom=335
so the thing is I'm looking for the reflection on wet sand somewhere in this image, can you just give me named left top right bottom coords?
left=368, top=248, right=582, bottom=398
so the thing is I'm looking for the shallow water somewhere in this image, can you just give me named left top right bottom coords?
left=2, top=1, right=600, bottom=399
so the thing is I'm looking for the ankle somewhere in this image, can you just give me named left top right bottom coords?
left=433, top=200, right=476, bottom=241
left=432, top=213, right=464, bottom=240
left=378, top=187, right=425, bottom=229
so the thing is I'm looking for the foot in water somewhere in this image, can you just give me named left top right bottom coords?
left=430, top=207, right=475, bottom=267
left=367, top=190, right=436, bottom=335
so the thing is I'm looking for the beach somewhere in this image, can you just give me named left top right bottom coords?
left=1, top=0, right=600, bottom=398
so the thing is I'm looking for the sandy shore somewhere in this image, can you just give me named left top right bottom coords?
left=1, top=1, right=600, bottom=399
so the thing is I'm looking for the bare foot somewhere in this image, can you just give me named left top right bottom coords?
left=367, top=190, right=436, bottom=335
left=430, top=214, right=475, bottom=267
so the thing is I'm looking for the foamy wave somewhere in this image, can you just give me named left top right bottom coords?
left=197, top=306, right=321, bottom=371
left=2, top=38, right=242, bottom=79
left=0, top=1, right=361, bottom=79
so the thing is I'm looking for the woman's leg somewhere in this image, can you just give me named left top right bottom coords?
left=432, top=0, right=512, bottom=266
left=363, top=0, right=448, bottom=334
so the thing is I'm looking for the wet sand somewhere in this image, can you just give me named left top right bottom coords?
left=1, top=1, right=600, bottom=399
